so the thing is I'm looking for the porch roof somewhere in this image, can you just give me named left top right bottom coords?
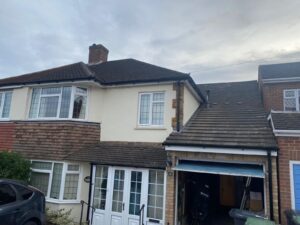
left=66, top=141, right=166, bottom=169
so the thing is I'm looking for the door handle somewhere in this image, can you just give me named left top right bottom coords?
left=122, top=203, right=125, bottom=211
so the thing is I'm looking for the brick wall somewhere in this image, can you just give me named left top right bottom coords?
left=165, top=151, right=279, bottom=225
left=12, top=121, right=100, bottom=161
left=0, top=122, right=15, bottom=151
left=260, top=82, right=300, bottom=112
left=277, top=136, right=300, bottom=225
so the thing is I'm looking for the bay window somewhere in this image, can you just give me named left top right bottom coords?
left=30, top=161, right=81, bottom=202
left=0, top=91, right=12, bottom=119
left=29, top=86, right=87, bottom=119
left=138, top=92, right=165, bottom=126
left=284, top=89, right=300, bottom=111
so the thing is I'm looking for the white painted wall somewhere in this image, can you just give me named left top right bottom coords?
left=183, top=86, right=200, bottom=124
left=10, top=87, right=30, bottom=120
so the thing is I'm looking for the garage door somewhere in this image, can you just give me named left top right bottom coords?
left=292, top=163, right=300, bottom=210
left=173, top=160, right=265, bottom=178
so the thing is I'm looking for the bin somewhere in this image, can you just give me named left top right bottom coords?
left=285, top=210, right=300, bottom=225
left=245, top=217, right=275, bottom=225
left=229, top=209, right=266, bottom=225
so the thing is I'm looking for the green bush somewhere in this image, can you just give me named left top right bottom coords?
left=0, top=151, right=31, bottom=182
left=46, top=208, right=76, bottom=225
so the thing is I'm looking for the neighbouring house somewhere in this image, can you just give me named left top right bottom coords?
left=259, top=61, right=300, bottom=225
left=0, top=43, right=281, bottom=225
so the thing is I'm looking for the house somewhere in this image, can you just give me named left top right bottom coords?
left=0, top=43, right=203, bottom=225
left=0, top=43, right=280, bottom=225
left=259, top=61, right=300, bottom=225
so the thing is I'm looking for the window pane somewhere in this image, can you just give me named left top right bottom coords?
left=0, top=93, right=2, bottom=109
left=129, top=171, right=142, bottom=215
left=153, top=93, right=164, bottom=102
left=76, top=87, right=87, bottom=95
left=0, top=184, right=16, bottom=205
left=112, top=170, right=125, bottom=212
left=59, top=87, right=71, bottom=118
left=41, top=87, right=61, bottom=95
left=50, top=163, right=63, bottom=199
left=152, top=102, right=164, bottom=125
left=30, top=172, right=50, bottom=195
left=63, top=174, right=79, bottom=200
left=39, top=96, right=59, bottom=117
left=93, top=166, right=109, bottom=210
left=72, top=95, right=87, bottom=119
left=285, top=90, right=295, bottom=98
left=139, top=94, right=150, bottom=124
left=284, top=98, right=296, bottom=111
left=31, top=161, right=52, bottom=170
left=2, top=92, right=12, bottom=118
left=29, top=88, right=41, bottom=118
left=67, top=164, right=79, bottom=171
left=147, top=170, right=164, bottom=220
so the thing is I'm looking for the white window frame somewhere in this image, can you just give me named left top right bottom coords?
left=0, top=91, right=13, bottom=120
left=30, top=160, right=82, bottom=203
left=284, top=89, right=299, bottom=111
left=138, top=91, right=165, bottom=127
left=290, top=161, right=300, bottom=210
left=28, top=85, right=88, bottom=121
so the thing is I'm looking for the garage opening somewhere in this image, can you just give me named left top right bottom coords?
left=175, top=160, right=265, bottom=225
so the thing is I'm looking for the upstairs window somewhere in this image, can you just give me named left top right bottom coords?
left=138, top=92, right=165, bottom=126
left=0, top=91, right=12, bottom=119
left=29, top=86, right=87, bottom=120
left=284, top=89, right=299, bottom=111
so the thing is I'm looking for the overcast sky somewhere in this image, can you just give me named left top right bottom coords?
left=1, top=0, right=300, bottom=83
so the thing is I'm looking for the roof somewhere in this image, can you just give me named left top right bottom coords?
left=0, top=58, right=186, bottom=85
left=165, top=81, right=278, bottom=150
left=270, top=111, right=300, bottom=130
left=67, top=142, right=166, bottom=169
left=0, top=58, right=205, bottom=101
left=259, top=61, right=300, bottom=80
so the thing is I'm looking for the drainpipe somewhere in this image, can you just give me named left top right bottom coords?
left=267, top=150, right=274, bottom=221
left=276, top=154, right=281, bottom=224
left=87, top=163, right=94, bottom=222
left=176, top=81, right=181, bottom=132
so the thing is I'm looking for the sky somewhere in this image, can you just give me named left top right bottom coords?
left=1, top=0, right=300, bottom=84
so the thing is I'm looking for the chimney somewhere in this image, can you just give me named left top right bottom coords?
left=88, top=44, right=109, bottom=64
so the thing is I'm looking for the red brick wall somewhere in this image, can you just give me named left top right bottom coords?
left=0, top=122, right=15, bottom=151
left=277, top=136, right=300, bottom=225
left=260, top=82, right=300, bottom=112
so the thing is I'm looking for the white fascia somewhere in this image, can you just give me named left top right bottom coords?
left=262, top=77, right=300, bottom=84
left=165, top=145, right=277, bottom=156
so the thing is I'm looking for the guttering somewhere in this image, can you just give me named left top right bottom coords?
left=268, top=113, right=300, bottom=137
left=165, top=145, right=278, bottom=156
left=261, top=77, right=300, bottom=84
left=86, top=163, right=94, bottom=222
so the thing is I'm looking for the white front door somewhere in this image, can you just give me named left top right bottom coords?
left=91, top=166, right=149, bottom=225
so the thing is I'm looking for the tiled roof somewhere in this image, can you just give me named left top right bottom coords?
left=0, top=59, right=188, bottom=86
left=67, top=141, right=166, bottom=169
left=259, top=61, right=300, bottom=79
left=165, top=81, right=278, bottom=150
left=270, top=112, right=300, bottom=130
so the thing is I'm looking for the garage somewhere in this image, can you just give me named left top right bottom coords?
left=174, top=160, right=266, bottom=225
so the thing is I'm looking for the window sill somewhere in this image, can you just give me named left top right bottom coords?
left=135, top=126, right=167, bottom=130
left=46, top=198, right=81, bottom=204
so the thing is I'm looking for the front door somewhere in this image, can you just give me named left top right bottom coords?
left=92, top=166, right=148, bottom=225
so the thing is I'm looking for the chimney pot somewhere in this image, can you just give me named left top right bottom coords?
left=88, top=44, right=109, bottom=64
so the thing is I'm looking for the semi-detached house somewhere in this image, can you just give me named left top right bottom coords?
left=0, top=44, right=279, bottom=225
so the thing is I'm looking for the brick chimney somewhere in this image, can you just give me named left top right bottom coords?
left=88, top=44, right=109, bottom=64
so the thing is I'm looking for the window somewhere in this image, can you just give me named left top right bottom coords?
left=129, top=171, right=142, bottom=215
left=138, top=92, right=165, bottom=126
left=0, top=184, right=16, bottom=205
left=0, top=91, right=12, bottom=119
left=284, top=90, right=299, bottom=111
left=93, top=166, right=108, bottom=210
left=29, top=86, right=87, bottom=120
left=147, top=170, right=164, bottom=220
left=30, top=161, right=80, bottom=202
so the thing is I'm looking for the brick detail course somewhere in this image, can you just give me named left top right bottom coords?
left=172, top=82, right=184, bottom=131
left=0, top=122, right=15, bottom=151
left=260, top=82, right=300, bottom=112
left=165, top=151, right=279, bottom=225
